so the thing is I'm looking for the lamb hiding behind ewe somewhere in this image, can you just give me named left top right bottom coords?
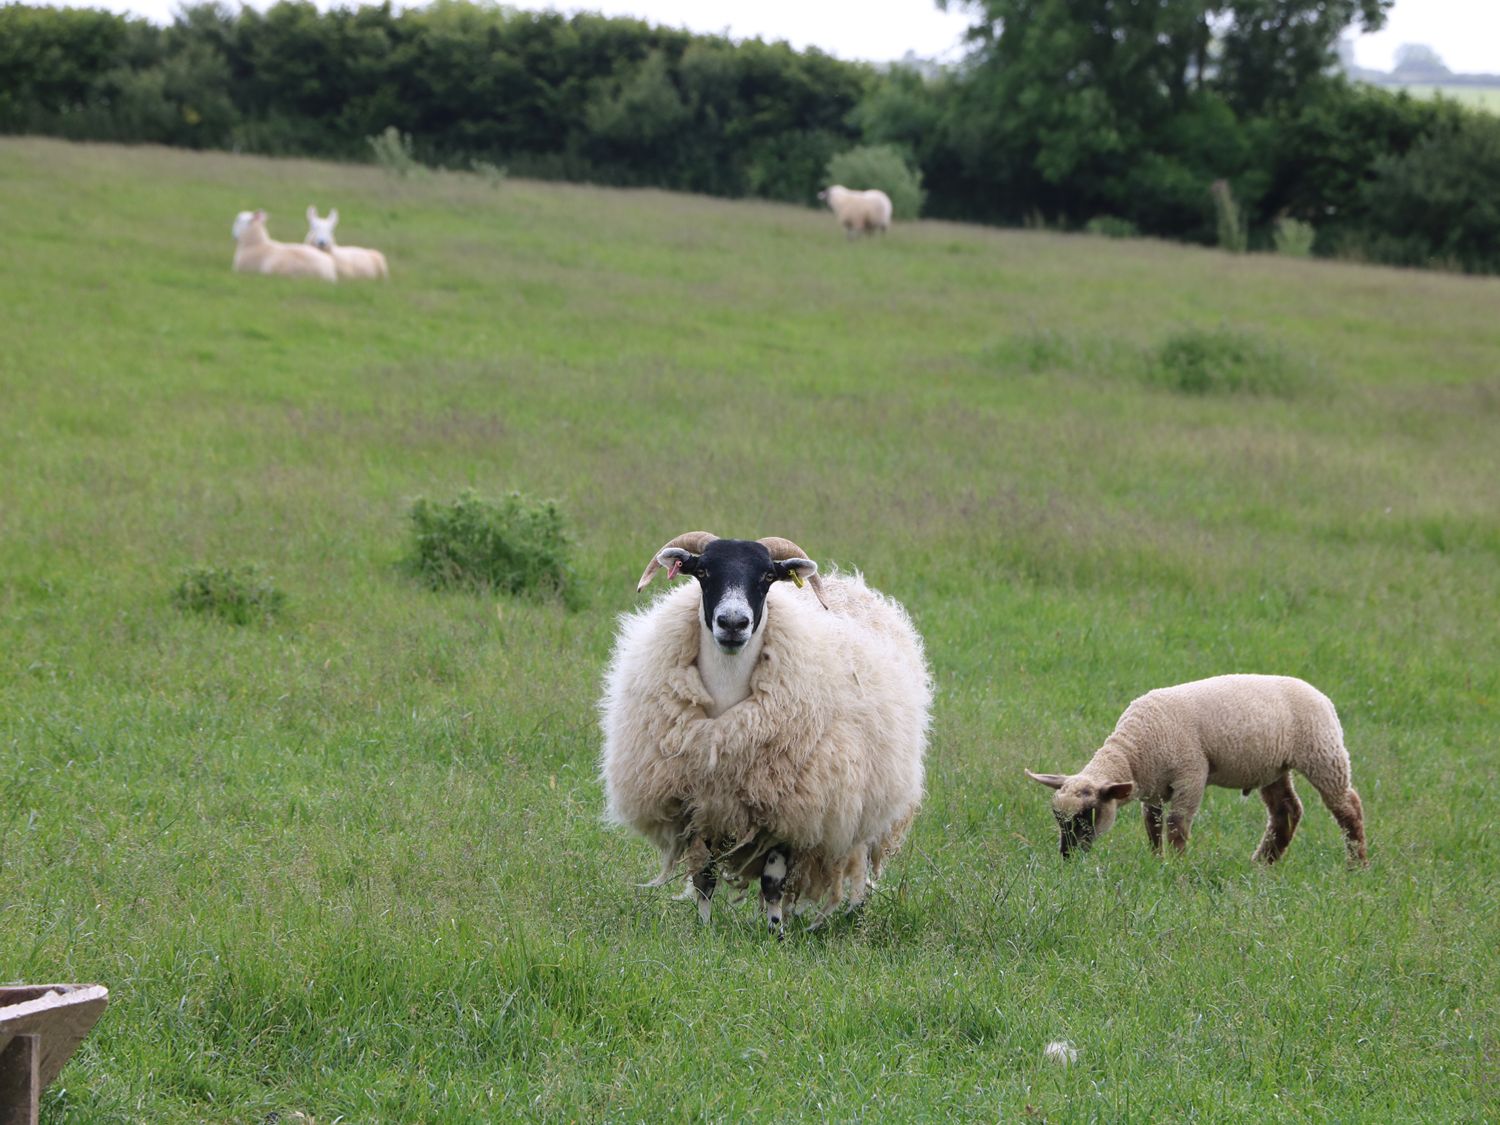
left=1027, top=674, right=1367, bottom=865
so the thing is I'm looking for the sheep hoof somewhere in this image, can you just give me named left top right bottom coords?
left=692, top=864, right=717, bottom=925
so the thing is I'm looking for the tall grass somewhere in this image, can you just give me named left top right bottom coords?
left=1, top=138, right=1496, bottom=1123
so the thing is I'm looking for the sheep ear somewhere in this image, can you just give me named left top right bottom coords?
left=307, top=205, right=317, bottom=221
left=774, top=558, right=817, bottom=585
left=657, top=547, right=700, bottom=582
left=1025, top=770, right=1067, bottom=790
left=329, top=208, right=339, bottom=224
left=1100, top=782, right=1134, bottom=803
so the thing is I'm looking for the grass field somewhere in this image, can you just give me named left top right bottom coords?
left=2, top=137, right=1497, bottom=1122
left=1398, top=84, right=1500, bottom=113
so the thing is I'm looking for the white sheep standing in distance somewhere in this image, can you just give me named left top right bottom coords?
left=1026, top=674, right=1367, bottom=865
left=599, top=532, right=932, bottom=937
left=231, top=210, right=337, bottom=281
left=818, top=185, right=893, bottom=239
left=304, top=206, right=389, bottom=280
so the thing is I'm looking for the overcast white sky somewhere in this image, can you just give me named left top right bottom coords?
left=47, top=0, right=1500, bottom=75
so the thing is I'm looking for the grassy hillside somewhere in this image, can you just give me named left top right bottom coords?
left=1399, top=83, right=1500, bottom=113
left=1, top=137, right=1497, bottom=1122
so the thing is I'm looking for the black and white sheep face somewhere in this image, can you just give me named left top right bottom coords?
left=1026, top=772, right=1134, bottom=857
left=656, top=539, right=817, bottom=654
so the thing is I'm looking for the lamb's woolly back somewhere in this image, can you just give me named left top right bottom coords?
left=600, top=571, right=931, bottom=907
left=1101, top=675, right=1349, bottom=796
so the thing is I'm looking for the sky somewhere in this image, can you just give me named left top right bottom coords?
left=47, top=0, right=1500, bottom=76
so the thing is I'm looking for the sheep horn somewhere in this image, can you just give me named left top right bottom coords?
left=758, top=536, right=830, bottom=610
left=635, top=531, right=719, bottom=592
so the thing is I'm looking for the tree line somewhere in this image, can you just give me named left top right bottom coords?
left=2, top=0, right=1496, bottom=272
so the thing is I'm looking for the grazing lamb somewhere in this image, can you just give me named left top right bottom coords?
left=304, top=206, right=389, bottom=280
left=599, top=532, right=932, bottom=937
left=231, top=211, right=337, bottom=281
left=1026, top=674, right=1367, bottom=865
left=818, top=185, right=893, bottom=239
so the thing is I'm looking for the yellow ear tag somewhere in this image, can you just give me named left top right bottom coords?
left=791, top=572, right=805, bottom=589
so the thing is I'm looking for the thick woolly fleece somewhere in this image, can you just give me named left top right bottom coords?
left=823, top=186, right=893, bottom=235
left=599, top=573, right=931, bottom=911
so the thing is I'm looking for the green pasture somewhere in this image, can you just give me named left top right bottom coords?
left=1398, top=83, right=1500, bottom=113
left=1, top=138, right=1496, bottom=1121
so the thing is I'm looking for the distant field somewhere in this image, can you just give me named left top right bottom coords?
left=1398, top=83, right=1500, bottom=112
left=1, top=138, right=1497, bottom=1122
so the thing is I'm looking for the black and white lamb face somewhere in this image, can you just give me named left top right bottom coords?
left=657, top=539, right=817, bottom=653
left=1025, top=772, right=1134, bottom=857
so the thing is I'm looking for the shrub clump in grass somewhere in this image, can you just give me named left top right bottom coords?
left=405, top=489, right=580, bottom=607
left=1084, top=215, right=1139, bottom=239
left=173, top=564, right=286, bottom=625
left=1273, top=217, right=1316, bottom=257
left=1149, top=327, right=1304, bottom=396
left=368, top=125, right=427, bottom=178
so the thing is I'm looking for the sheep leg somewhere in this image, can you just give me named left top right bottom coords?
left=691, top=862, right=718, bottom=925
left=1143, top=803, right=1164, bottom=853
left=760, top=849, right=788, bottom=940
left=1316, top=785, right=1368, bottom=866
left=1251, top=774, right=1303, bottom=864
left=1165, top=770, right=1206, bottom=855
left=1165, top=812, right=1192, bottom=853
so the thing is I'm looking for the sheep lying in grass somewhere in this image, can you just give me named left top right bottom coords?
left=1027, top=674, right=1367, bottom=865
left=599, top=533, right=932, bottom=937
left=817, top=185, right=893, bottom=239
left=231, top=211, right=336, bottom=281
left=304, top=206, right=389, bottom=280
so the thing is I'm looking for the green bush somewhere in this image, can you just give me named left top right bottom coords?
left=173, top=564, right=286, bottom=625
left=368, top=126, right=425, bottom=178
left=1149, top=327, right=1302, bottom=396
left=404, top=489, right=580, bottom=607
left=1273, top=217, right=1316, bottom=257
left=1356, top=112, right=1500, bottom=274
left=1084, top=215, right=1139, bottom=239
left=469, top=158, right=508, bottom=188
left=824, top=144, right=925, bottom=220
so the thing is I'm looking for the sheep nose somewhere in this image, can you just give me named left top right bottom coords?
left=715, top=610, right=750, bottom=633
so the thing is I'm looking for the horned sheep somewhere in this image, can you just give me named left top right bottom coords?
left=231, top=210, right=337, bottom=281
left=818, top=185, right=893, bottom=239
left=599, top=533, right=932, bottom=936
left=304, top=206, right=389, bottom=280
left=1027, top=674, right=1367, bottom=865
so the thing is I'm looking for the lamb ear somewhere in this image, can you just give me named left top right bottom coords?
left=329, top=207, right=339, bottom=225
left=1100, top=781, right=1134, bottom=803
left=1025, top=770, right=1067, bottom=790
left=307, top=205, right=317, bottom=222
